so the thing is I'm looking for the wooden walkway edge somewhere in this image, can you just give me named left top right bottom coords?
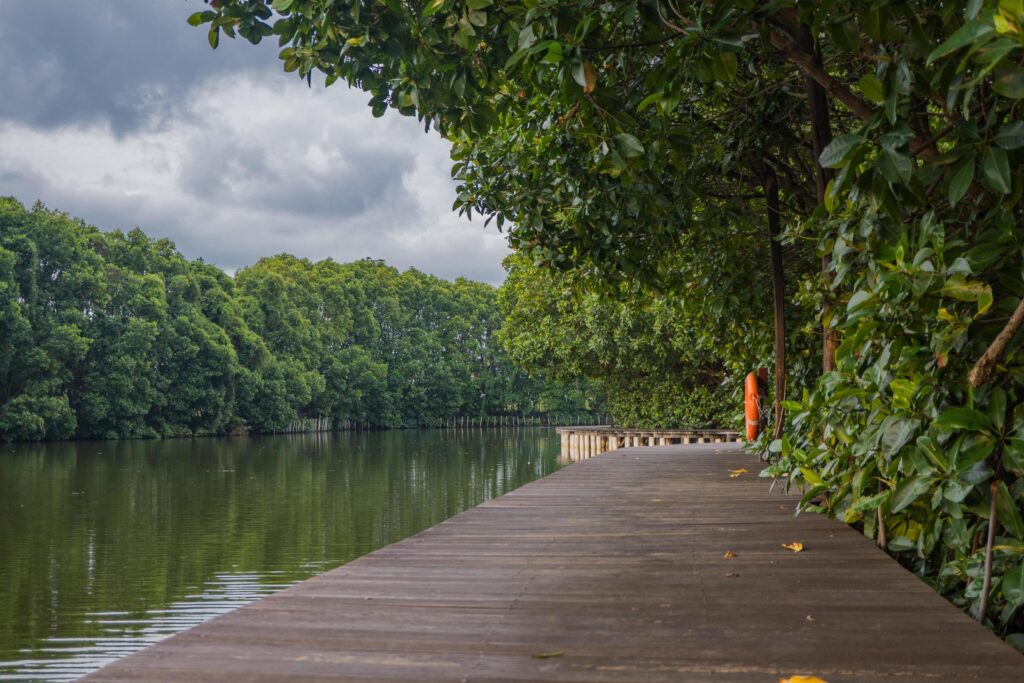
left=85, top=443, right=1023, bottom=682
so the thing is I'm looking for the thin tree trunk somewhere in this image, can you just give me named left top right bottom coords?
left=978, top=483, right=999, bottom=622
left=791, top=19, right=838, bottom=373
left=763, top=167, right=786, bottom=440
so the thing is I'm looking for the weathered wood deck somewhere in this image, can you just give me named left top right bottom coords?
left=85, top=443, right=1022, bottom=682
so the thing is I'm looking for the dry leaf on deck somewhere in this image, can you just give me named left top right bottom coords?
left=779, top=676, right=828, bottom=683
left=729, top=468, right=748, bottom=478
left=781, top=542, right=804, bottom=553
left=530, top=651, right=564, bottom=659
left=723, top=550, right=736, bottom=558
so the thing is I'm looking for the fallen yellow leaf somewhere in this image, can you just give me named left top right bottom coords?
left=779, top=676, right=828, bottom=683
left=724, top=570, right=739, bottom=577
left=781, top=542, right=804, bottom=553
left=723, top=550, right=736, bottom=559
left=729, top=468, right=748, bottom=478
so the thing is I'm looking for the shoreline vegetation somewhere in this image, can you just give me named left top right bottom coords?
left=0, top=198, right=604, bottom=443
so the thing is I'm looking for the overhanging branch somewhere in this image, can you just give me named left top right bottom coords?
left=968, top=297, right=1024, bottom=388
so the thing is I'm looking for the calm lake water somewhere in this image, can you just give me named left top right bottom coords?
left=0, top=428, right=562, bottom=681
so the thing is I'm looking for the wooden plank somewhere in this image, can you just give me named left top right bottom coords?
left=84, top=444, right=1022, bottom=682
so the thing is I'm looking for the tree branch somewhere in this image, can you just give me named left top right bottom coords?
left=766, top=25, right=874, bottom=120
left=765, top=22, right=939, bottom=162
left=968, top=297, right=1024, bottom=388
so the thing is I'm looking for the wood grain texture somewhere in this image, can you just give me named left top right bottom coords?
left=84, top=443, right=1023, bottom=682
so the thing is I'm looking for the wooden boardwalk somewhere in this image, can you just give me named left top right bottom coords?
left=85, top=443, right=1022, bottom=682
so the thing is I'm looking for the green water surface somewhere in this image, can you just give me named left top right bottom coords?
left=0, top=428, right=561, bottom=681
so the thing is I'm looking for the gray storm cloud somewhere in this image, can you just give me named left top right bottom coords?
left=0, top=1, right=509, bottom=283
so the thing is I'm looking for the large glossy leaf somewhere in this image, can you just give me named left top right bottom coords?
left=948, top=155, right=975, bottom=206
left=1003, top=563, right=1024, bottom=608
left=982, top=147, right=1012, bottom=194
left=890, top=475, right=933, bottom=513
left=933, top=406, right=993, bottom=432
left=819, top=134, right=865, bottom=168
left=926, top=21, right=993, bottom=64
left=996, top=481, right=1024, bottom=539
left=993, top=65, right=1024, bottom=98
left=613, top=133, right=644, bottom=159
left=994, top=121, right=1024, bottom=149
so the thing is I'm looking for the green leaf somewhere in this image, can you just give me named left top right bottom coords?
left=880, top=149, right=912, bottom=184
left=271, top=0, right=295, bottom=11
left=948, top=155, right=975, bottom=206
left=851, top=490, right=891, bottom=512
left=881, top=418, right=919, bottom=458
left=859, top=74, right=885, bottom=103
left=208, top=26, right=220, bottom=49
left=637, top=92, right=662, bottom=112
left=982, top=146, right=1012, bottom=194
left=423, top=0, right=448, bottom=16
left=890, top=475, right=933, bottom=513
left=986, top=386, right=1007, bottom=431
left=187, top=11, right=210, bottom=27
left=571, top=61, right=586, bottom=87
left=993, top=66, right=1024, bottom=98
left=1005, top=438, right=1024, bottom=473
left=997, top=481, right=1024, bottom=538
left=957, top=436, right=996, bottom=473
left=800, top=467, right=824, bottom=486
left=994, top=121, right=1024, bottom=150
left=917, top=435, right=948, bottom=472
left=505, top=48, right=530, bottom=70
left=888, top=535, right=916, bottom=552
left=846, top=290, right=871, bottom=312
left=819, top=134, right=865, bottom=168
left=940, top=280, right=994, bottom=313
left=926, top=21, right=993, bottom=64
left=613, top=133, right=644, bottom=159
left=543, top=41, right=563, bottom=64
left=943, top=480, right=974, bottom=503
left=933, top=406, right=992, bottom=432
left=467, top=0, right=494, bottom=8
left=1004, top=564, right=1024, bottom=608
left=880, top=125, right=915, bottom=151
left=518, top=25, right=537, bottom=51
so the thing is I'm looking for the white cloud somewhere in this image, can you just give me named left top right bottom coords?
left=0, top=72, right=510, bottom=284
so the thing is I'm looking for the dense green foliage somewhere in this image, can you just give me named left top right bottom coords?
left=194, top=0, right=1024, bottom=637
left=497, top=252, right=735, bottom=428
left=0, top=198, right=601, bottom=440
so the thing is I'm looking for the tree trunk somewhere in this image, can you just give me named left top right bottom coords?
left=793, top=19, right=838, bottom=372
left=763, top=168, right=786, bottom=440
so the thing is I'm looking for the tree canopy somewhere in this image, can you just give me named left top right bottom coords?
left=0, top=198, right=602, bottom=440
left=192, top=0, right=1024, bottom=638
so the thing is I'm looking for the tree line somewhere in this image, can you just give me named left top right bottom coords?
left=0, top=198, right=602, bottom=441
left=189, top=0, right=1024, bottom=638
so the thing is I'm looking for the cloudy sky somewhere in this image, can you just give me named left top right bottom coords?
left=0, top=1, right=510, bottom=283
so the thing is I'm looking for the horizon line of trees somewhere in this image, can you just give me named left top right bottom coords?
left=0, top=198, right=604, bottom=442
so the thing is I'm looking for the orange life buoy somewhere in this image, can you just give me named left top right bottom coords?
left=744, top=371, right=760, bottom=441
